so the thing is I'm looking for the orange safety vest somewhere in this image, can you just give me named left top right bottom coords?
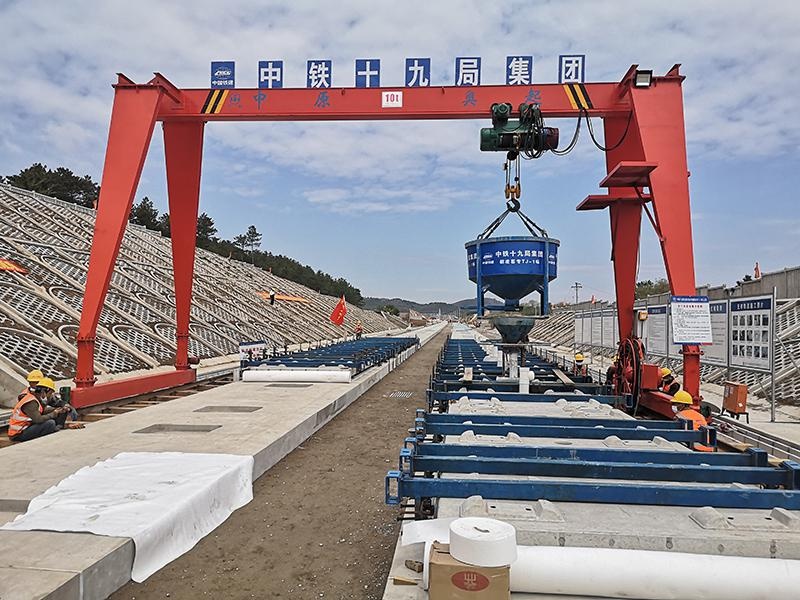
left=677, top=408, right=713, bottom=452
left=8, top=393, right=42, bottom=438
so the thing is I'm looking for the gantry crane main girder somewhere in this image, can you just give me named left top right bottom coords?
left=73, top=64, right=698, bottom=417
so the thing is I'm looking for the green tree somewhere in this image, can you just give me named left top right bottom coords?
left=635, top=278, right=670, bottom=299
left=129, top=197, right=160, bottom=230
left=196, top=213, right=218, bottom=248
left=245, top=225, right=262, bottom=253
left=232, top=234, right=248, bottom=252
left=157, top=212, right=170, bottom=237
left=3, top=163, right=99, bottom=207
left=380, top=304, right=400, bottom=316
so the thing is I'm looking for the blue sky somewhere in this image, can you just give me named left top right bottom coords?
left=1, top=0, right=798, bottom=303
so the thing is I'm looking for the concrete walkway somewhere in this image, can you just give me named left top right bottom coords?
left=0, top=322, right=446, bottom=600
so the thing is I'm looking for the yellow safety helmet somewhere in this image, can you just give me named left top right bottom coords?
left=660, top=367, right=672, bottom=377
left=673, top=390, right=693, bottom=405
left=26, top=369, right=44, bottom=383
left=36, top=377, right=56, bottom=391
left=575, top=353, right=584, bottom=362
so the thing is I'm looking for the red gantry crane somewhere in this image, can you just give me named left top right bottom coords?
left=73, top=65, right=699, bottom=419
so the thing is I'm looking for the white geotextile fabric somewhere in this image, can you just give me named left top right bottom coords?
left=2, top=452, right=254, bottom=581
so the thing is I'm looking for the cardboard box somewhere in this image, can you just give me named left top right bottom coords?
left=428, top=542, right=510, bottom=599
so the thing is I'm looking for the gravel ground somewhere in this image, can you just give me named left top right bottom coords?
left=112, top=326, right=449, bottom=600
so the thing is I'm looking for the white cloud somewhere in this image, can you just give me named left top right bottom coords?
left=1, top=1, right=799, bottom=301
left=303, top=183, right=471, bottom=213
left=4, top=1, right=798, bottom=186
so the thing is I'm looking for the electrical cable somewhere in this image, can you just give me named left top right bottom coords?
left=551, top=113, right=582, bottom=156
left=585, top=109, right=633, bottom=152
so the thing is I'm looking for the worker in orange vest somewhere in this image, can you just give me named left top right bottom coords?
left=671, top=390, right=713, bottom=452
left=354, top=320, right=364, bottom=340
left=8, top=377, right=68, bottom=442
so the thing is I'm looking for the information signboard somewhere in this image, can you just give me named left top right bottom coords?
left=602, top=311, right=615, bottom=349
left=670, top=296, right=713, bottom=345
left=666, top=304, right=682, bottom=359
left=645, top=306, right=668, bottom=356
left=591, top=311, right=602, bottom=347
left=704, top=301, right=729, bottom=366
left=730, top=295, right=773, bottom=372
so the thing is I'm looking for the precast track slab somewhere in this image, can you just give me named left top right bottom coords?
left=0, top=323, right=445, bottom=600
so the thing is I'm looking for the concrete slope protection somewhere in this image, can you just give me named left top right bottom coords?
left=0, top=183, right=403, bottom=401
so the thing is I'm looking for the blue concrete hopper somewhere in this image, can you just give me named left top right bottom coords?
left=465, top=235, right=559, bottom=313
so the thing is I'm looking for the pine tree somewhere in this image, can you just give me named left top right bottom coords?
left=129, top=197, right=160, bottom=230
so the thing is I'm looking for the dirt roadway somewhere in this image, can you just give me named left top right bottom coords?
left=112, top=327, right=449, bottom=600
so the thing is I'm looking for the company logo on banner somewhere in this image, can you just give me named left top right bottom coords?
left=211, top=61, right=235, bottom=88
left=210, top=55, right=586, bottom=88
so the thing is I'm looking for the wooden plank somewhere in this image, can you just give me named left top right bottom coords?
left=552, top=369, right=574, bottom=385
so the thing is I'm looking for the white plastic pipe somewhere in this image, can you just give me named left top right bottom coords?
left=241, top=368, right=351, bottom=383
left=518, top=367, right=530, bottom=393
left=509, top=546, right=800, bottom=600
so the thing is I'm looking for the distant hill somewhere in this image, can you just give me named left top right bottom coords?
left=364, top=296, right=506, bottom=315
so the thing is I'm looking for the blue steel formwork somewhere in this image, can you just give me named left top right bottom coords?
left=242, top=336, right=418, bottom=375
left=387, top=330, right=800, bottom=514
left=428, top=336, right=614, bottom=406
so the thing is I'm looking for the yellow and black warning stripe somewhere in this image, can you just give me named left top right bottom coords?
left=563, top=83, right=593, bottom=111
left=201, top=89, right=229, bottom=114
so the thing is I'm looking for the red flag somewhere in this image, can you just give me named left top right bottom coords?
left=330, top=295, right=347, bottom=325
left=754, top=262, right=762, bottom=279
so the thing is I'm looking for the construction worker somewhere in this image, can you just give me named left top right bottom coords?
left=354, top=320, right=364, bottom=340
left=660, top=367, right=680, bottom=396
left=18, top=369, right=44, bottom=401
left=573, top=353, right=586, bottom=376
left=42, top=384, right=78, bottom=423
left=8, top=378, right=68, bottom=442
left=605, top=355, right=618, bottom=386
left=671, top=390, right=713, bottom=452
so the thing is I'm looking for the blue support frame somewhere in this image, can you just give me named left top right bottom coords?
left=422, top=410, right=680, bottom=430
left=476, top=240, right=484, bottom=317
left=414, top=418, right=716, bottom=447
left=428, top=390, right=633, bottom=412
left=437, top=379, right=607, bottom=394
left=405, top=455, right=795, bottom=487
left=385, top=468, right=800, bottom=509
left=406, top=439, right=769, bottom=466
left=542, top=239, right=550, bottom=315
